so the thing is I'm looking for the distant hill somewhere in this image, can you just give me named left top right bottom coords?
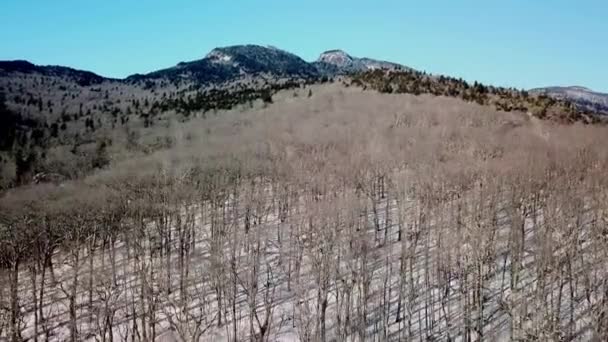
left=530, top=86, right=608, bottom=115
left=0, top=60, right=108, bottom=86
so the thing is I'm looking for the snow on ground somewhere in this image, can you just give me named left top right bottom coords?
left=2, top=180, right=606, bottom=341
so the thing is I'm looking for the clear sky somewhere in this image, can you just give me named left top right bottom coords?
left=2, top=0, right=607, bottom=92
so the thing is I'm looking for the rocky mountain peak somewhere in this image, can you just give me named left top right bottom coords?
left=317, top=50, right=355, bottom=67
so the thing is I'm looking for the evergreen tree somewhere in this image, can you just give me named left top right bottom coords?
left=0, top=92, right=18, bottom=150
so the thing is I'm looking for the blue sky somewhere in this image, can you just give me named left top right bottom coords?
left=2, top=0, right=607, bottom=91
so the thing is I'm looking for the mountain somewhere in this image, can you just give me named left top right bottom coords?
left=127, top=45, right=320, bottom=84
left=127, top=46, right=407, bottom=84
left=315, top=49, right=407, bottom=74
left=205, top=45, right=319, bottom=77
left=530, top=86, right=608, bottom=115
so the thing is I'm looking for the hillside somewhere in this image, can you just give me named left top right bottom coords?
left=2, top=84, right=608, bottom=341
left=354, top=69, right=601, bottom=123
left=0, top=45, right=328, bottom=189
left=1, top=44, right=606, bottom=190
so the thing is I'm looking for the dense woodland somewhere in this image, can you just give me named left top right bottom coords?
left=1, top=85, right=607, bottom=341
left=0, top=72, right=322, bottom=189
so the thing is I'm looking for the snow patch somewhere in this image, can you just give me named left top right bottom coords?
left=206, top=49, right=235, bottom=65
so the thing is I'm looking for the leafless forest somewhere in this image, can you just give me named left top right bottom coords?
left=1, top=84, right=608, bottom=341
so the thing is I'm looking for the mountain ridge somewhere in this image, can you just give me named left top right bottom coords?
left=1, top=45, right=408, bottom=84
left=4, top=45, right=603, bottom=110
left=1, top=44, right=606, bottom=119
